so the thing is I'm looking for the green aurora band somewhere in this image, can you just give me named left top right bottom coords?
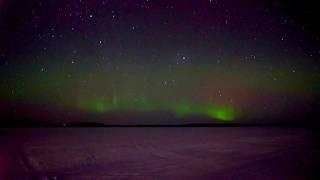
left=1, top=62, right=318, bottom=122
left=76, top=96, right=235, bottom=121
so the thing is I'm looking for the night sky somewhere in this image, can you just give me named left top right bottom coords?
left=0, top=0, right=319, bottom=125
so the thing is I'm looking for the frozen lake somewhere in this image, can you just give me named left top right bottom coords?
left=1, top=127, right=319, bottom=179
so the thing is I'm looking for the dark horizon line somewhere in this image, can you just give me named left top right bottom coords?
left=1, top=121, right=319, bottom=128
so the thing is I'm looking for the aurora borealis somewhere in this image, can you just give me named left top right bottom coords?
left=0, top=0, right=319, bottom=124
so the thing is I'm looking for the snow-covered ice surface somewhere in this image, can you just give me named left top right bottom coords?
left=1, top=128, right=319, bottom=179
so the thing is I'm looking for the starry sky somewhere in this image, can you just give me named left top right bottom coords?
left=0, top=0, right=319, bottom=125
